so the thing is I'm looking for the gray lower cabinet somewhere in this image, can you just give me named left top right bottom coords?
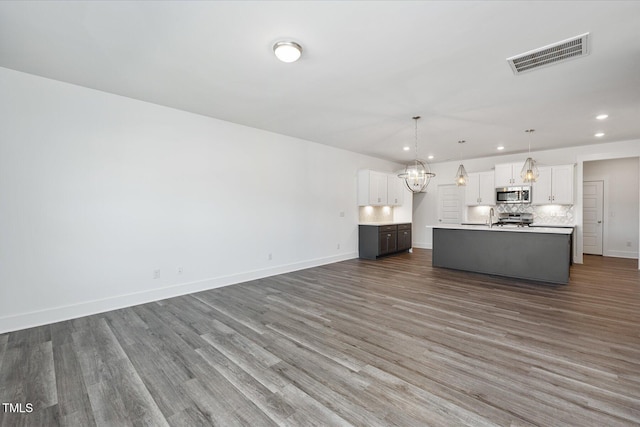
left=359, top=223, right=411, bottom=259
left=397, top=223, right=412, bottom=251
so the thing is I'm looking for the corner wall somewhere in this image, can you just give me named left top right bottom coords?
left=0, top=67, right=402, bottom=333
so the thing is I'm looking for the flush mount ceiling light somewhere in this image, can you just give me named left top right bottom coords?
left=398, top=116, right=435, bottom=193
left=455, top=140, right=469, bottom=187
left=521, top=129, right=539, bottom=183
left=273, top=41, right=302, bottom=63
left=595, top=132, right=605, bottom=137
left=596, top=114, right=609, bottom=120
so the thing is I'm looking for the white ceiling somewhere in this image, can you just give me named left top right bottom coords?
left=1, top=1, right=639, bottom=164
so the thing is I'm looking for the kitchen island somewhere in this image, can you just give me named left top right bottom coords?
left=432, top=225, right=573, bottom=284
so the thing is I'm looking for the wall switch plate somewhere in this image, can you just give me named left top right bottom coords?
left=177, top=267, right=183, bottom=274
left=153, top=269, right=160, bottom=279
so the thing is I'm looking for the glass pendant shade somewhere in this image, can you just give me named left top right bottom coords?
left=455, top=164, right=469, bottom=186
left=398, top=160, right=435, bottom=193
left=521, top=157, right=539, bottom=183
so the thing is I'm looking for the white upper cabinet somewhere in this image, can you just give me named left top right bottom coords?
left=532, top=164, right=574, bottom=205
left=465, top=171, right=495, bottom=206
left=359, top=170, right=404, bottom=206
left=494, top=162, right=524, bottom=187
left=387, top=173, right=404, bottom=206
left=358, top=170, right=388, bottom=206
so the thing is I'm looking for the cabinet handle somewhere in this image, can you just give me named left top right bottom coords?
left=552, top=196, right=555, bottom=201
left=548, top=196, right=551, bottom=201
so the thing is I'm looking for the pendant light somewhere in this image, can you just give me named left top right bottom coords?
left=521, top=129, right=539, bottom=183
left=454, top=140, right=468, bottom=186
left=398, top=116, right=436, bottom=193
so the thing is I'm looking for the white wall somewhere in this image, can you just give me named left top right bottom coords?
left=584, top=157, right=639, bottom=258
left=0, top=67, right=403, bottom=333
left=412, top=140, right=640, bottom=267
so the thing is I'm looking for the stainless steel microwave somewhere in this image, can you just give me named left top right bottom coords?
left=496, top=186, right=531, bottom=204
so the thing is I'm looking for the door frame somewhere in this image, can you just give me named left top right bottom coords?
left=576, top=154, right=640, bottom=269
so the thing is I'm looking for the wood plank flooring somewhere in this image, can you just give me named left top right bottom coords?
left=1, top=249, right=639, bottom=426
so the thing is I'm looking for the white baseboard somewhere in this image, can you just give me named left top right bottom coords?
left=604, top=249, right=639, bottom=259
left=412, top=242, right=432, bottom=249
left=0, top=252, right=357, bottom=334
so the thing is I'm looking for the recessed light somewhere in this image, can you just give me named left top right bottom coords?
left=403, top=146, right=410, bottom=151
left=497, top=146, right=505, bottom=151
left=273, top=41, right=303, bottom=63
left=594, top=132, right=605, bottom=137
left=596, top=114, right=608, bottom=120
left=428, top=155, right=434, bottom=160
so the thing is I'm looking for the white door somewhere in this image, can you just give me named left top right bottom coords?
left=583, top=181, right=604, bottom=255
left=438, top=184, right=462, bottom=224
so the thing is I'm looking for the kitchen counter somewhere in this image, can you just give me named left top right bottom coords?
left=359, top=221, right=410, bottom=226
left=436, top=224, right=573, bottom=235
left=432, top=225, right=573, bottom=284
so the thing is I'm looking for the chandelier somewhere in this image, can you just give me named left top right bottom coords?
left=398, top=116, right=435, bottom=193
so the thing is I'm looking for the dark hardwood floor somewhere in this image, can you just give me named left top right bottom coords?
left=1, top=249, right=639, bottom=426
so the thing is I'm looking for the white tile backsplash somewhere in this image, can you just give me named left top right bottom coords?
left=467, top=204, right=575, bottom=225
left=359, top=206, right=394, bottom=223
left=495, top=204, right=574, bottom=225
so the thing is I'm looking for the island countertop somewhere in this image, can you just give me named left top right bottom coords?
left=434, top=224, right=572, bottom=235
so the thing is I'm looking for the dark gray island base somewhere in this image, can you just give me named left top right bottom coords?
left=433, top=225, right=573, bottom=284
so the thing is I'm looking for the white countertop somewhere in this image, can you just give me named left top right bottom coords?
left=359, top=222, right=411, bottom=226
left=434, top=224, right=573, bottom=234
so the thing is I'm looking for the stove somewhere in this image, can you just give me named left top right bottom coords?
left=496, top=212, right=533, bottom=227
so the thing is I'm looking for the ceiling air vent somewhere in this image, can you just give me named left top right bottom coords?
left=507, top=33, right=590, bottom=75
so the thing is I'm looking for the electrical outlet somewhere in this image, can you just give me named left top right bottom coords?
left=339, top=211, right=345, bottom=217
left=153, top=269, right=160, bottom=279
left=177, top=266, right=183, bottom=274
left=627, top=241, right=632, bottom=247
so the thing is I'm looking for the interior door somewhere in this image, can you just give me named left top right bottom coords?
left=438, top=184, right=462, bottom=224
left=583, top=181, right=604, bottom=255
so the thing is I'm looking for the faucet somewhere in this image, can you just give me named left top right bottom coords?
left=489, top=208, right=495, bottom=228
